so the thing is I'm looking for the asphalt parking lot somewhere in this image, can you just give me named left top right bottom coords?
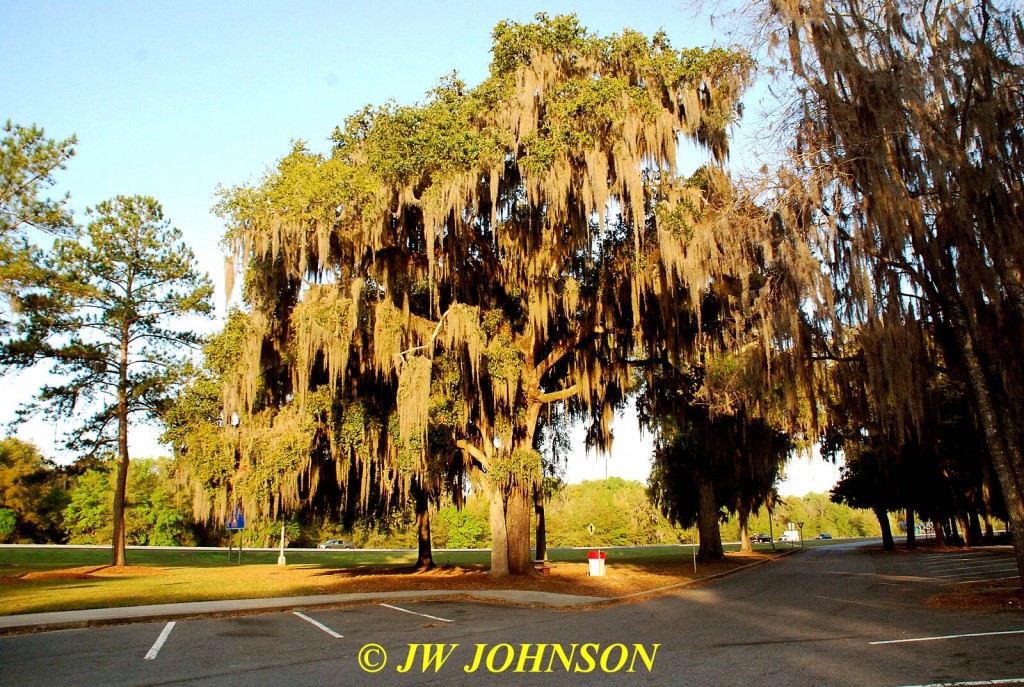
left=2, top=543, right=1021, bottom=687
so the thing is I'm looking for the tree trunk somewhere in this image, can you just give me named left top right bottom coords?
left=696, top=478, right=725, bottom=562
left=955, top=508, right=973, bottom=547
left=485, top=481, right=536, bottom=577
left=738, top=501, right=752, bottom=553
left=945, top=297, right=1024, bottom=583
left=932, top=516, right=946, bottom=547
left=874, top=507, right=895, bottom=551
left=112, top=437, right=129, bottom=567
left=534, top=483, right=547, bottom=563
left=968, top=510, right=984, bottom=547
left=906, top=508, right=916, bottom=550
left=948, top=517, right=962, bottom=546
left=981, top=459, right=996, bottom=543
left=111, top=324, right=131, bottom=567
left=487, top=483, right=510, bottom=577
left=414, top=485, right=434, bottom=570
left=506, top=484, right=534, bottom=575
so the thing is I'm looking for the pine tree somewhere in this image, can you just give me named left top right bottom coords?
left=5, top=195, right=213, bottom=565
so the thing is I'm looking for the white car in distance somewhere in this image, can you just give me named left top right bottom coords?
left=317, top=539, right=355, bottom=549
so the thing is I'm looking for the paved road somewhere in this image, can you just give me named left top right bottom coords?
left=1, top=542, right=1021, bottom=687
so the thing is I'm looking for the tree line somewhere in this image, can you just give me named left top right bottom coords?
left=0, top=438, right=200, bottom=546
left=1, top=442, right=885, bottom=549
left=2, top=1, right=1022, bottom=584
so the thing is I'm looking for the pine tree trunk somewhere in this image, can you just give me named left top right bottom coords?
left=874, top=507, right=895, bottom=551
left=112, top=439, right=129, bottom=567
left=414, top=486, right=434, bottom=570
left=696, top=478, right=725, bottom=562
left=534, top=483, right=547, bottom=563
left=111, top=324, right=131, bottom=568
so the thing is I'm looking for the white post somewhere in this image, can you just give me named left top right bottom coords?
left=277, top=523, right=287, bottom=566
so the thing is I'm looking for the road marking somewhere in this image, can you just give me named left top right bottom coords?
left=144, top=621, right=176, bottom=660
left=955, top=576, right=1020, bottom=585
left=927, top=562, right=1015, bottom=572
left=293, top=611, right=344, bottom=638
left=931, top=572, right=1018, bottom=581
left=927, top=563, right=1017, bottom=573
left=897, top=679, right=1024, bottom=687
left=871, top=629, right=1024, bottom=645
left=379, top=603, right=454, bottom=623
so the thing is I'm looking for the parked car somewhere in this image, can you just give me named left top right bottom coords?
left=778, top=529, right=801, bottom=542
left=751, top=533, right=772, bottom=543
left=815, top=533, right=833, bottom=540
left=317, top=539, right=355, bottom=549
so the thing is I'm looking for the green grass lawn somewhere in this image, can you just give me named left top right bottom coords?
left=0, top=546, right=431, bottom=616
left=0, top=545, right=648, bottom=615
left=0, top=540, right=842, bottom=617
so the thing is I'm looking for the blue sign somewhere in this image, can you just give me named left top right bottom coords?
left=227, top=508, right=245, bottom=530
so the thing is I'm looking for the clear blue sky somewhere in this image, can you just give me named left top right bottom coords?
left=1, top=1, right=839, bottom=494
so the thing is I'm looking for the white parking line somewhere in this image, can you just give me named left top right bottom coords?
left=293, top=611, right=344, bottom=638
left=897, top=679, right=1024, bottom=687
left=871, top=629, right=1024, bottom=645
left=144, top=621, right=176, bottom=660
left=931, top=572, right=1017, bottom=581
left=379, top=603, right=454, bottom=623
left=926, top=563, right=1015, bottom=573
left=927, top=560, right=1014, bottom=569
left=955, top=576, right=1020, bottom=585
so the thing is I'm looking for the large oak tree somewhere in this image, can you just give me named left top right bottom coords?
left=215, top=14, right=766, bottom=576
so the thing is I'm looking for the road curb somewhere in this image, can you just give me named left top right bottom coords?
left=0, top=589, right=607, bottom=635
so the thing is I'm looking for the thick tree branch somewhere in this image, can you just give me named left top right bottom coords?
left=456, top=439, right=489, bottom=471
left=536, top=384, right=579, bottom=404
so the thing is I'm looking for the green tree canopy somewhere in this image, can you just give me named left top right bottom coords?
left=0, top=437, right=67, bottom=542
left=0, top=121, right=76, bottom=334
left=61, top=457, right=196, bottom=546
